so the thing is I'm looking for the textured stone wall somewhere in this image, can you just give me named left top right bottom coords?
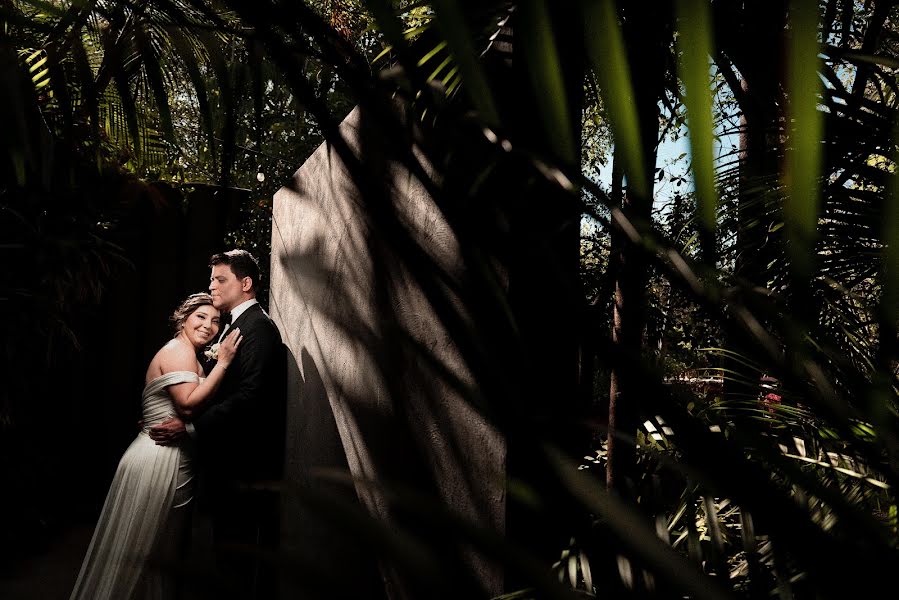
left=270, top=107, right=505, bottom=598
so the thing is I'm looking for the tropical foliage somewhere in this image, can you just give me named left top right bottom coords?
left=2, top=0, right=898, bottom=598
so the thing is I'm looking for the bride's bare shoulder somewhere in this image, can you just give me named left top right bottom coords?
left=160, top=339, right=197, bottom=368
left=145, top=339, right=196, bottom=381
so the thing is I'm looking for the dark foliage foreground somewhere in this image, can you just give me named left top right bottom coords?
left=2, top=1, right=898, bottom=598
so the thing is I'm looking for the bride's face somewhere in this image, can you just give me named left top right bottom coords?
left=183, top=305, right=221, bottom=347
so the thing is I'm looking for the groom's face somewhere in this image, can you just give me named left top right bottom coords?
left=209, top=264, right=243, bottom=312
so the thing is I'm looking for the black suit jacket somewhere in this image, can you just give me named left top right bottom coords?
left=194, top=303, right=286, bottom=486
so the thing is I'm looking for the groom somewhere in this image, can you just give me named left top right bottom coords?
left=151, top=249, right=286, bottom=599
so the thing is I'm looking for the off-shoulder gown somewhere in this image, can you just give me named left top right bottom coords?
left=71, top=371, right=199, bottom=600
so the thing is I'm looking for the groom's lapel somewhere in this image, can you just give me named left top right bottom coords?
left=230, top=303, right=259, bottom=332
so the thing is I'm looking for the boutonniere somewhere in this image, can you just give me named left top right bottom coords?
left=204, top=343, right=221, bottom=361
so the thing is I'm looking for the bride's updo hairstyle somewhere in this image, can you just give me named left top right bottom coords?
left=170, top=292, right=216, bottom=336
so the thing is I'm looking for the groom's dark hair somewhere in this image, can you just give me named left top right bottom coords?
left=210, top=249, right=261, bottom=291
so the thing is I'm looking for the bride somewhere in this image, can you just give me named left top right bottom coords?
left=71, top=292, right=241, bottom=600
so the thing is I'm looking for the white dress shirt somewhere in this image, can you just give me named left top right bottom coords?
left=218, top=298, right=258, bottom=341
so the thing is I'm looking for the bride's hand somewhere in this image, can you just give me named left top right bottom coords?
left=216, top=328, right=242, bottom=367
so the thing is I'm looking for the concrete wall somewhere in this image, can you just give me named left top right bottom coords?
left=270, top=107, right=505, bottom=599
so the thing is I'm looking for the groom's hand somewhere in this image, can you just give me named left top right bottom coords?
left=149, top=417, right=186, bottom=446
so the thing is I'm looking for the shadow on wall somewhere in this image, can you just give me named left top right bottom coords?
left=273, top=234, right=507, bottom=598
left=279, top=346, right=387, bottom=599
left=268, top=99, right=583, bottom=599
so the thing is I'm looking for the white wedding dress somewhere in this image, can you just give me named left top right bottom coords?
left=71, top=371, right=199, bottom=600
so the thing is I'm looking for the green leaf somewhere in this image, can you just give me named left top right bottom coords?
left=113, top=74, right=141, bottom=160
left=676, top=0, right=717, bottom=238
left=520, top=0, right=576, bottom=164
left=372, top=44, right=393, bottom=64
left=26, top=54, right=48, bottom=73
left=784, top=0, right=823, bottom=281
left=427, top=54, right=453, bottom=82
left=416, top=40, right=447, bottom=67
left=134, top=22, right=175, bottom=144
left=582, top=0, right=648, bottom=197
left=430, top=0, right=499, bottom=125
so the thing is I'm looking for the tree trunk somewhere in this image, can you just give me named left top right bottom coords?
left=716, top=1, right=787, bottom=404
left=605, top=2, right=672, bottom=495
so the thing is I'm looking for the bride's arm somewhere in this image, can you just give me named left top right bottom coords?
left=164, top=329, right=242, bottom=418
